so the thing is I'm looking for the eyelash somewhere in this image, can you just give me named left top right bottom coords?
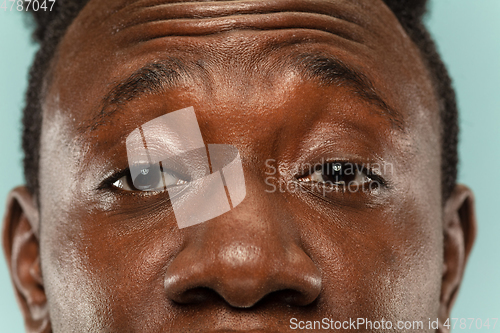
left=99, top=169, right=164, bottom=198
left=103, top=161, right=387, bottom=198
left=295, top=162, right=387, bottom=191
left=108, top=165, right=190, bottom=193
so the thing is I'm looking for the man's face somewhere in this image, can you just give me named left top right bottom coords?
left=5, top=0, right=476, bottom=332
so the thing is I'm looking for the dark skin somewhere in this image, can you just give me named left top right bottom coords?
left=3, top=0, right=477, bottom=332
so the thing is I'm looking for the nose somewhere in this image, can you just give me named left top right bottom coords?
left=164, top=194, right=322, bottom=308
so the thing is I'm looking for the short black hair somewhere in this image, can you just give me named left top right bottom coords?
left=21, top=0, right=458, bottom=201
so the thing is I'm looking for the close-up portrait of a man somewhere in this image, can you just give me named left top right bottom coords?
left=1, top=0, right=483, bottom=332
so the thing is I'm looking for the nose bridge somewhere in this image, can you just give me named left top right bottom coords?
left=164, top=180, right=322, bottom=308
left=194, top=194, right=296, bottom=275
left=205, top=180, right=295, bottom=252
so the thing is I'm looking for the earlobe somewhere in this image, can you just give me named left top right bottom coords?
left=439, top=184, right=477, bottom=332
left=2, top=186, right=51, bottom=333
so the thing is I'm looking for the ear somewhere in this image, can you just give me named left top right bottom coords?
left=438, top=184, right=477, bottom=332
left=2, top=186, right=50, bottom=333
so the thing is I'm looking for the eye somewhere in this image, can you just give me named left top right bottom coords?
left=297, top=162, right=380, bottom=189
left=112, top=164, right=190, bottom=192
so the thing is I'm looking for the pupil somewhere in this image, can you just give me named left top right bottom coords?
left=322, top=163, right=343, bottom=184
left=319, top=163, right=356, bottom=185
left=133, top=164, right=161, bottom=190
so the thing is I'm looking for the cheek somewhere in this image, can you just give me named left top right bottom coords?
left=38, top=122, right=176, bottom=330
left=39, top=194, right=185, bottom=331
left=38, top=114, right=106, bottom=330
left=296, top=191, right=443, bottom=320
left=39, top=222, right=108, bottom=332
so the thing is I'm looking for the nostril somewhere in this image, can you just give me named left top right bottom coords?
left=164, top=259, right=322, bottom=308
left=163, top=234, right=322, bottom=310
left=262, top=289, right=320, bottom=307
left=168, top=287, right=220, bottom=305
left=168, top=287, right=321, bottom=309
left=164, top=270, right=214, bottom=305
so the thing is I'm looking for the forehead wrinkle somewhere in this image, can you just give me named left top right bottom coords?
left=71, top=0, right=400, bottom=135
left=116, top=0, right=367, bottom=28
left=64, top=1, right=384, bottom=135
left=116, top=13, right=365, bottom=45
left=100, top=0, right=369, bottom=45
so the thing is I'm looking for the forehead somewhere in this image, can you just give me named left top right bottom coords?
left=43, top=0, right=440, bottom=162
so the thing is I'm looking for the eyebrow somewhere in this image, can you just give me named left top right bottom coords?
left=82, top=57, right=187, bottom=132
left=84, top=53, right=404, bottom=133
left=290, top=53, right=403, bottom=130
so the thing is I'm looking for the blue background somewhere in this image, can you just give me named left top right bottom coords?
left=1, top=0, right=499, bottom=331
